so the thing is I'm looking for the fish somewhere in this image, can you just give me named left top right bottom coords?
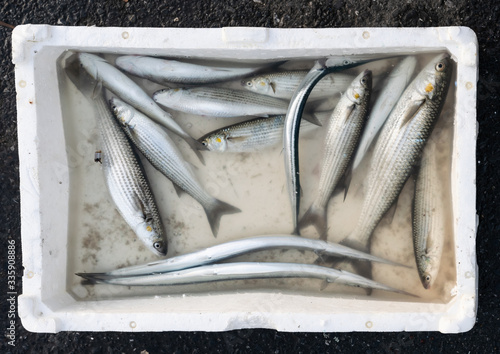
left=283, top=56, right=380, bottom=234
left=75, top=53, right=206, bottom=162
left=351, top=56, right=417, bottom=171
left=93, top=95, right=167, bottom=256
left=76, top=235, right=406, bottom=278
left=242, top=70, right=354, bottom=100
left=110, top=97, right=241, bottom=237
left=337, top=53, right=452, bottom=280
left=153, top=86, right=322, bottom=123
left=412, top=137, right=445, bottom=289
left=77, top=262, right=413, bottom=296
left=115, top=55, right=270, bottom=85
left=298, top=70, right=372, bottom=239
left=64, top=56, right=167, bottom=256
left=198, top=113, right=325, bottom=153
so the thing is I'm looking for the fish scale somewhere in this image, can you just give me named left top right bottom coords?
left=93, top=94, right=166, bottom=256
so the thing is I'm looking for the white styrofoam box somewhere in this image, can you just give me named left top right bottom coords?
left=14, top=25, right=478, bottom=333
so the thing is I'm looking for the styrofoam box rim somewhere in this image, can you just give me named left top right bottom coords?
left=14, top=25, right=478, bottom=333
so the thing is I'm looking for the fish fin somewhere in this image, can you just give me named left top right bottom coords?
left=270, top=82, right=276, bottom=94
left=227, top=135, right=249, bottom=143
left=172, top=183, right=186, bottom=198
left=342, top=160, right=355, bottom=202
left=384, top=197, right=399, bottom=225
left=91, top=80, right=103, bottom=100
left=302, top=112, right=323, bottom=127
left=338, top=237, right=373, bottom=294
left=298, top=203, right=328, bottom=240
left=185, top=137, right=207, bottom=165
left=75, top=272, right=111, bottom=284
left=319, top=279, right=330, bottom=291
left=204, top=199, right=241, bottom=237
left=400, top=99, right=425, bottom=128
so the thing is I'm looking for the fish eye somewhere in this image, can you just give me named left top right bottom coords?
left=246, top=81, right=253, bottom=86
left=343, top=60, right=351, bottom=65
left=153, top=241, right=163, bottom=250
left=360, top=78, right=366, bottom=84
left=435, top=62, right=445, bottom=72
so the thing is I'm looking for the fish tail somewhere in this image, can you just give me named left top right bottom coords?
left=75, top=272, right=111, bottom=284
left=338, top=237, right=373, bottom=295
left=204, top=199, right=241, bottom=237
left=298, top=203, right=328, bottom=240
left=185, top=136, right=208, bottom=165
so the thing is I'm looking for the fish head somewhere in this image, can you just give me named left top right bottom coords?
left=346, top=69, right=372, bottom=104
left=242, top=77, right=272, bottom=94
left=415, top=53, right=452, bottom=100
left=135, top=218, right=167, bottom=256
left=201, top=133, right=228, bottom=152
left=115, top=55, right=143, bottom=75
left=153, top=88, right=183, bottom=104
left=77, top=53, right=107, bottom=81
left=388, top=56, right=418, bottom=79
left=421, top=272, right=433, bottom=289
left=109, top=97, right=135, bottom=126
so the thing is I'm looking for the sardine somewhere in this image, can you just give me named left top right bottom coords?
left=110, top=97, right=240, bottom=237
left=198, top=114, right=324, bottom=153
left=77, top=262, right=413, bottom=296
left=242, top=70, right=354, bottom=100
left=153, top=87, right=291, bottom=118
left=352, top=56, right=417, bottom=170
left=77, top=235, right=406, bottom=278
left=413, top=138, right=445, bottom=289
left=298, top=70, right=372, bottom=239
left=283, top=56, right=379, bottom=233
left=115, top=55, right=269, bottom=85
left=338, top=54, right=452, bottom=279
left=76, top=53, right=205, bottom=162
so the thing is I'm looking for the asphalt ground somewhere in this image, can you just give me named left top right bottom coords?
left=1, top=0, right=499, bottom=353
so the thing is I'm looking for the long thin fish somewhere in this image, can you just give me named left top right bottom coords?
left=338, top=54, right=452, bottom=280
left=77, top=235, right=406, bottom=278
left=153, top=87, right=291, bottom=118
left=283, top=56, right=380, bottom=234
left=94, top=95, right=167, bottom=256
left=413, top=138, right=445, bottom=289
left=75, top=53, right=205, bottom=162
left=115, top=56, right=270, bottom=85
left=77, top=262, right=413, bottom=296
left=110, top=97, right=240, bottom=237
left=242, top=70, right=354, bottom=100
left=352, top=56, right=417, bottom=170
left=198, top=114, right=324, bottom=153
left=298, top=70, right=372, bottom=239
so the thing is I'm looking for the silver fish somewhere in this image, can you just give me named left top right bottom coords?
left=413, top=138, right=445, bottom=289
left=352, top=56, right=417, bottom=170
left=77, top=235, right=406, bottom=278
left=198, top=114, right=324, bottom=153
left=298, top=70, right=372, bottom=239
left=77, top=262, right=413, bottom=296
left=242, top=70, right=354, bottom=100
left=76, top=53, right=205, bottom=162
left=338, top=53, right=452, bottom=279
left=153, top=87, right=291, bottom=118
left=115, top=55, right=269, bottom=85
left=110, top=97, right=240, bottom=237
left=283, top=56, right=378, bottom=233
left=94, top=94, right=167, bottom=256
